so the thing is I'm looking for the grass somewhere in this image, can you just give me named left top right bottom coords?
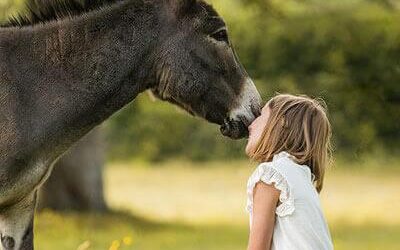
left=34, top=158, right=400, bottom=250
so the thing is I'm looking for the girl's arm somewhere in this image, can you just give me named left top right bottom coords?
left=247, top=182, right=280, bottom=250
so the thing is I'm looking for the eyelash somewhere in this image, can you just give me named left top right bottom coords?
left=210, top=29, right=228, bottom=43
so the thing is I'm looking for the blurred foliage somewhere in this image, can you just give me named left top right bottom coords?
left=1, top=0, right=399, bottom=162
left=223, top=0, right=400, bottom=153
left=0, top=0, right=24, bottom=18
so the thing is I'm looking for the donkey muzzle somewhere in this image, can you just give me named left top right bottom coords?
left=0, top=225, right=33, bottom=250
left=1, top=235, right=15, bottom=250
left=0, top=216, right=34, bottom=250
left=221, top=78, right=261, bottom=139
left=220, top=118, right=249, bottom=139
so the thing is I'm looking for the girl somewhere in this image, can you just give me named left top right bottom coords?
left=245, top=94, right=334, bottom=250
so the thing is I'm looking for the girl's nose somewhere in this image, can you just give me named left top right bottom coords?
left=248, top=123, right=254, bottom=132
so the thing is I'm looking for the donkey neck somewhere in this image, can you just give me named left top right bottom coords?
left=0, top=0, right=165, bottom=164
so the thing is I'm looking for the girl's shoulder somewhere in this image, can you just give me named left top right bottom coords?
left=246, top=151, right=314, bottom=217
left=246, top=152, right=296, bottom=217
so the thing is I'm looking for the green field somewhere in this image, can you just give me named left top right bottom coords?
left=35, top=158, right=400, bottom=250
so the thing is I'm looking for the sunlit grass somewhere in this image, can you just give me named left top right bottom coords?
left=35, top=158, right=400, bottom=250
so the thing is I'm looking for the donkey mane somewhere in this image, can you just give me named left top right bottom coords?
left=2, top=0, right=124, bottom=27
left=2, top=0, right=222, bottom=28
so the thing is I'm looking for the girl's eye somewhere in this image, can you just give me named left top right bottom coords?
left=211, top=29, right=228, bottom=43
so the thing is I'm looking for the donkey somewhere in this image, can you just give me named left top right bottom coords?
left=0, top=0, right=262, bottom=249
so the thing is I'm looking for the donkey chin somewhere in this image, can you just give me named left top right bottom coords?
left=220, top=78, right=262, bottom=140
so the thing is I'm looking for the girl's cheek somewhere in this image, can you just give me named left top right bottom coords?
left=251, top=119, right=258, bottom=131
left=251, top=129, right=261, bottom=147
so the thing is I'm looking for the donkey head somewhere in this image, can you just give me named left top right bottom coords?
left=151, top=0, right=262, bottom=139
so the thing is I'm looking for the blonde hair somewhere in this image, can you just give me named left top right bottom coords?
left=249, top=94, right=332, bottom=193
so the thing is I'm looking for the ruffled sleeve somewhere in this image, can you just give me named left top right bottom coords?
left=246, top=162, right=295, bottom=217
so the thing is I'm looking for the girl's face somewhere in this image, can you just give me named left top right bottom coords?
left=245, top=104, right=271, bottom=156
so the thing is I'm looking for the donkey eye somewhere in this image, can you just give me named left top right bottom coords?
left=211, top=29, right=228, bottom=43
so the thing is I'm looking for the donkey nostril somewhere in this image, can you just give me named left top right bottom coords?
left=251, top=104, right=261, bottom=118
left=1, top=235, right=15, bottom=249
left=220, top=119, right=231, bottom=136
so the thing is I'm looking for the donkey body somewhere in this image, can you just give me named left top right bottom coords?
left=0, top=0, right=261, bottom=249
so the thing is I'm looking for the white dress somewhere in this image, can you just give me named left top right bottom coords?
left=246, top=151, right=334, bottom=250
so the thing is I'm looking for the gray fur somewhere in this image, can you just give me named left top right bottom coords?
left=0, top=0, right=261, bottom=249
